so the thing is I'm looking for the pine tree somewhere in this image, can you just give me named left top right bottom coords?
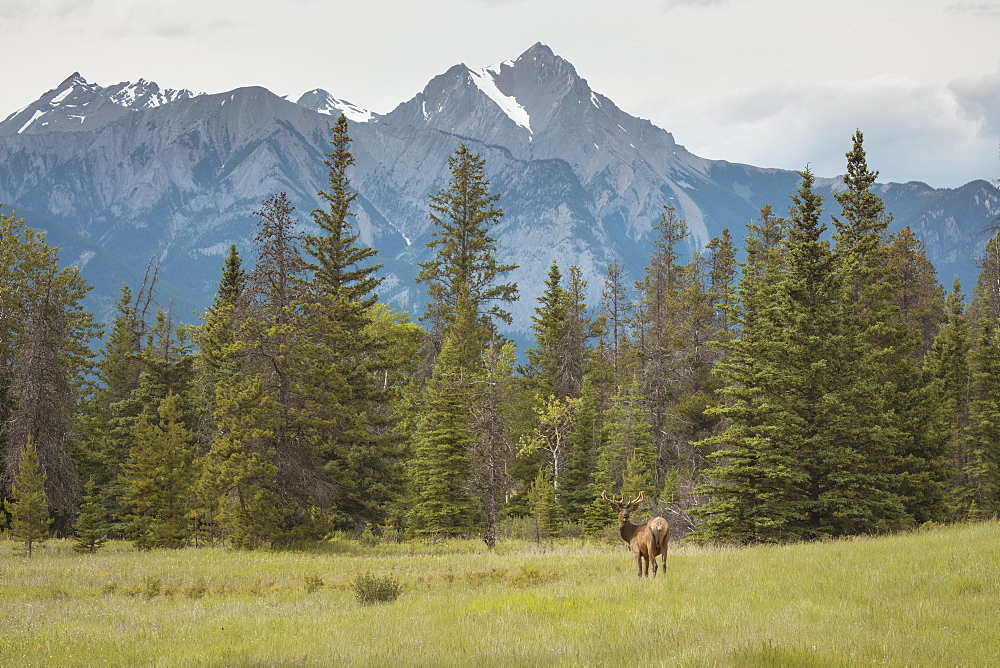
left=528, top=468, right=562, bottom=540
left=7, top=437, right=51, bottom=556
left=1, top=207, right=99, bottom=530
left=408, top=145, right=518, bottom=541
left=304, top=114, right=383, bottom=308
left=122, top=392, right=197, bottom=549
left=416, top=143, right=518, bottom=336
left=407, top=297, right=482, bottom=537
left=297, top=116, right=401, bottom=531
left=73, top=479, right=109, bottom=553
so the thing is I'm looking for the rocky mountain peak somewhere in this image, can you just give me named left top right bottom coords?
left=0, top=72, right=200, bottom=137
left=295, top=89, right=373, bottom=123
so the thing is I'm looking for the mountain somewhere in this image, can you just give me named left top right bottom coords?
left=0, top=72, right=200, bottom=137
left=0, top=43, right=996, bottom=336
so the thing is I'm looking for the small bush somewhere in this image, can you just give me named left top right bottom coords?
left=303, top=573, right=324, bottom=593
left=351, top=573, right=402, bottom=605
left=143, top=576, right=162, bottom=599
left=184, top=577, right=208, bottom=599
left=359, top=525, right=380, bottom=547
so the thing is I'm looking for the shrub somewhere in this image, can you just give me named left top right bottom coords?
left=303, top=573, right=324, bottom=593
left=351, top=573, right=402, bottom=605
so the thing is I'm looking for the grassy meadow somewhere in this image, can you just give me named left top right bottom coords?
left=1, top=522, right=998, bottom=666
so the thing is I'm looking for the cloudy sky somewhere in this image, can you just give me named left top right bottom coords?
left=2, top=0, right=997, bottom=188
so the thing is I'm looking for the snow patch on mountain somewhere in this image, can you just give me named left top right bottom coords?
left=469, top=66, right=532, bottom=134
left=295, top=89, right=373, bottom=122
left=18, top=109, right=46, bottom=133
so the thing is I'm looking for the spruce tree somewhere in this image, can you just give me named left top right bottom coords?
left=416, top=143, right=518, bottom=336
left=407, top=297, right=482, bottom=537
left=304, top=114, right=383, bottom=308
left=961, top=320, right=1000, bottom=518
left=7, top=437, right=51, bottom=556
left=408, top=145, right=518, bottom=541
left=694, top=206, right=793, bottom=543
left=698, top=169, right=906, bottom=542
left=73, top=479, right=109, bottom=553
left=524, top=262, right=569, bottom=399
left=122, top=392, right=197, bottom=549
left=528, top=468, right=562, bottom=540
left=204, top=193, right=334, bottom=547
left=298, top=115, right=400, bottom=530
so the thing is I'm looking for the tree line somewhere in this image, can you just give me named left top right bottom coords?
left=2, top=121, right=998, bottom=553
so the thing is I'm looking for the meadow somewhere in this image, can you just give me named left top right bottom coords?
left=1, top=522, right=998, bottom=666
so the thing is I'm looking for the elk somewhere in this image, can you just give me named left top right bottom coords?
left=602, top=491, right=669, bottom=577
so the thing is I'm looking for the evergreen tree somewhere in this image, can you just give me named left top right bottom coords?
left=7, top=437, right=51, bottom=556
left=560, top=372, right=606, bottom=522
left=304, top=114, right=383, bottom=308
left=528, top=468, right=562, bottom=540
left=693, top=206, right=793, bottom=543
left=600, top=262, right=633, bottom=386
left=831, top=130, right=943, bottom=526
left=697, top=169, right=906, bottom=542
left=203, top=193, right=335, bottom=547
left=122, top=392, right=197, bottom=549
left=884, top=227, right=945, bottom=356
left=961, top=320, right=1000, bottom=518
left=72, top=479, right=109, bottom=553
left=469, top=340, right=518, bottom=547
left=296, top=116, right=401, bottom=530
left=408, top=145, right=518, bottom=541
left=416, top=143, right=518, bottom=337
left=924, top=281, right=974, bottom=521
left=1, top=207, right=99, bottom=530
left=407, top=297, right=482, bottom=537
left=524, top=262, right=568, bottom=399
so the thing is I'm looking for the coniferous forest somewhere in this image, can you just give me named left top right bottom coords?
left=2, top=118, right=998, bottom=552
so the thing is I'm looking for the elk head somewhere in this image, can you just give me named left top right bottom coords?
left=602, top=490, right=644, bottom=524
left=602, top=490, right=668, bottom=577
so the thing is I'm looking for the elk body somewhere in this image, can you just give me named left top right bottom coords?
left=602, top=491, right=669, bottom=577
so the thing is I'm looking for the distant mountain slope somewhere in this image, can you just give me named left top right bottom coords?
left=0, top=44, right=995, bottom=332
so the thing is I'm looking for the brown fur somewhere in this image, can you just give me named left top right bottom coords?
left=603, top=491, right=670, bottom=577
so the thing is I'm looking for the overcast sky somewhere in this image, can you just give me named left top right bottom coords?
left=2, top=0, right=998, bottom=188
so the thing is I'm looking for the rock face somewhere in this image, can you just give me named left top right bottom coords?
left=0, top=43, right=996, bottom=332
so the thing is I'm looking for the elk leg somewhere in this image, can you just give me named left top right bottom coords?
left=635, top=552, right=643, bottom=577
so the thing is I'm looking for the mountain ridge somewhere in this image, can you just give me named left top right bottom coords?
left=0, top=44, right=995, bottom=334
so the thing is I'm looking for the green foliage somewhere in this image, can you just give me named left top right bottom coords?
left=72, top=479, right=109, bottom=553
left=122, top=392, right=197, bottom=549
left=7, top=438, right=51, bottom=556
left=351, top=572, right=403, bottom=605
left=417, top=143, right=518, bottom=332
left=527, top=468, right=561, bottom=540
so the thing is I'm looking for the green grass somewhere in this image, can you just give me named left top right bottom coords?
left=1, top=522, right=998, bottom=666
